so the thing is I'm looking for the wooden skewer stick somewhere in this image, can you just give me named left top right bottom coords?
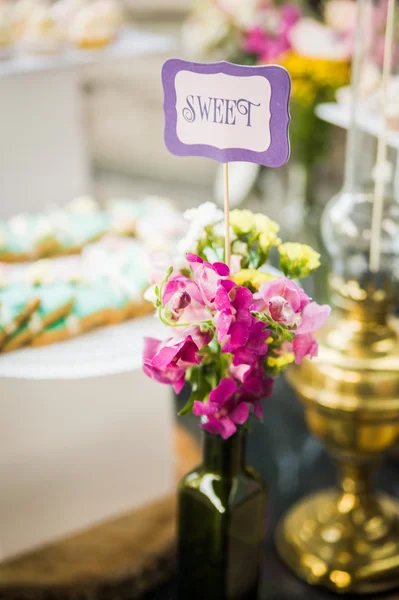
left=223, top=162, right=231, bottom=268
left=369, top=0, right=395, bottom=273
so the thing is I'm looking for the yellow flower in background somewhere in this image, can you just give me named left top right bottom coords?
left=230, top=209, right=255, bottom=234
left=233, top=269, right=277, bottom=290
left=254, top=213, right=279, bottom=236
left=230, top=210, right=280, bottom=253
left=259, top=231, right=281, bottom=253
left=267, top=353, right=295, bottom=369
left=291, top=78, right=317, bottom=106
left=278, top=52, right=350, bottom=108
left=255, top=213, right=281, bottom=251
left=278, top=242, right=321, bottom=279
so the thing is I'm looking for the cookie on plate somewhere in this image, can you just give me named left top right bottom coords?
left=0, top=283, right=41, bottom=346
left=2, top=283, right=75, bottom=351
left=32, top=279, right=129, bottom=347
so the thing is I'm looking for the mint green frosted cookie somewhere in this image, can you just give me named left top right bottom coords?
left=2, top=283, right=75, bottom=351
left=52, top=213, right=111, bottom=253
left=0, top=284, right=40, bottom=344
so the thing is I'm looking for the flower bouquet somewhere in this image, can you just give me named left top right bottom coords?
left=142, top=203, right=329, bottom=598
left=143, top=202, right=329, bottom=438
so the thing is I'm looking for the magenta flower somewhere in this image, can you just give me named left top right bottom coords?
left=165, top=291, right=191, bottom=321
left=143, top=335, right=201, bottom=394
left=296, top=302, right=331, bottom=334
left=239, top=359, right=274, bottom=419
left=214, top=280, right=253, bottom=352
left=182, top=325, right=213, bottom=350
left=193, top=378, right=249, bottom=439
left=255, top=277, right=310, bottom=327
left=292, top=332, right=319, bottom=364
left=186, top=253, right=230, bottom=306
left=256, top=277, right=310, bottom=312
left=280, top=4, right=301, bottom=32
left=231, top=319, right=270, bottom=366
left=243, top=26, right=269, bottom=56
left=242, top=4, right=300, bottom=62
left=163, top=274, right=210, bottom=323
left=291, top=302, right=330, bottom=364
left=163, top=273, right=204, bottom=305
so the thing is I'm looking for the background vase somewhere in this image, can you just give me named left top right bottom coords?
left=177, top=429, right=266, bottom=600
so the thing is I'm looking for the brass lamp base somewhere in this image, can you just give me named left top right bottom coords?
left=277, top=490, right=399, bottom=594
left=276, top=277, right=399, bottom=594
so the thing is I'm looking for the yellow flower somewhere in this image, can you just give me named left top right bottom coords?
left=259, top=231, right=281, bottom=253
left=291, top=78, right=317, bottom=107
left=229, top=209, right=280, bottom=253
left=254, top=213, right=279, bottom=235
left=267, top=353, right=295, bottom=369
left=278, top=242, right=321, bottom=279
left=278, top=52, right=350, bottom=107
left=253, top=213, right=281, bottom=251
left=229, top=209, right=255, bottom=234
left=233, top=269, right=277, bottom=291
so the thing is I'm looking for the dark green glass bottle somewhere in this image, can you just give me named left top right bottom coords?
left=177, top=429, right=266, bottom=600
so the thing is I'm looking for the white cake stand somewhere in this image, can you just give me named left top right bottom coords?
left=0, top=315, right=165, bottom=379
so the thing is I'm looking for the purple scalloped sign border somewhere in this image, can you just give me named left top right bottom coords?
left=162, top=58, right=291, bottom=168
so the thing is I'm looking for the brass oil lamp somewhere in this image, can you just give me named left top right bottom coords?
left=276, top=0, right=399, bottom=592
left=276, top=272, right=399, bottom=594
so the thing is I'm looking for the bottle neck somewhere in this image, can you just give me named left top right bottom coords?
left=202, top=429, right=246, bottom=477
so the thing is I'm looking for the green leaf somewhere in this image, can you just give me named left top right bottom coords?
left=178, top=397, right=195, bottom=416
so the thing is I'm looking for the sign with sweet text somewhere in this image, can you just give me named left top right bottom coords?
left=162, top=59, right=291, bottom=167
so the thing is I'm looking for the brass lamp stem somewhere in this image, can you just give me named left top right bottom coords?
left=335, top=454, right=379, bottom=496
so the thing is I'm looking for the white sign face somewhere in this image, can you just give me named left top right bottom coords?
left=162, top=59, right=291, bottom=167
left=175, top=71, right=271, bottom=153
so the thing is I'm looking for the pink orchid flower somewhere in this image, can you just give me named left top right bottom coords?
left=231, top=319, right=270, bottom=366
left=240, top=359, right=274, bottom=419
left=186, top=253, right=230, bottom=306
left=193, top=378, right=249, bottom=439
left=163, top=274, right=210, bottom=323
left=296, top=302, right=331, bottom=334
left=292, top=332, right=319, bottom=364
left=214, top=280, right=253, bottom=352
left=291, top=303, right=331, bottom=364
left=163, top=273, right=204, bottom=305
left=143, top=335, right=201, bottom=394
left=255, top=277, right=310, bottom=326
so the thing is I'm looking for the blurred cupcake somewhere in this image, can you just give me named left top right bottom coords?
left=19, top=4, right=64, bottom=53
left=51, top=0, right=87, bottom=37
left=65, top=195, right=99, bottom=213
left=13, top=0, right=39, bottom=39
left=69, top=0, right=123, bottom=49
left=0, top=2, right=15, bottom=59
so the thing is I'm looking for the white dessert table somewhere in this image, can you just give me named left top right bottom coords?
left=0, top=27, right=175, bottom=218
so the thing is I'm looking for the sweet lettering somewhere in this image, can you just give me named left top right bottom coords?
left=182, top=96, right=261, bottom=127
